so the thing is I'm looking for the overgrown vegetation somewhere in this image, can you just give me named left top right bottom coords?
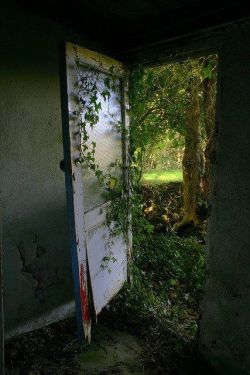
left=104, top=201, right=207, bottom=372
left=110, top=234, right=205, bottom=329
left=103, top=234, right=207, bottom=373
left=130, top=56, right=217, bottom=227
left=104, top=56, right=218, bottom=372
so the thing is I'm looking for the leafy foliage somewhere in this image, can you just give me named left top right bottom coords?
left=104, top=225, right=207, bottom=373
left=130, top=61, right=199, bottom=172
left=143, top=136, right=184, bottom=170
left=129, top=56, right=217, bottom=181
left=109, top=232, right=205, bottom=333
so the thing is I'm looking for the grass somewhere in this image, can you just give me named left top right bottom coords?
left=142, top=168, right=183, bottom=184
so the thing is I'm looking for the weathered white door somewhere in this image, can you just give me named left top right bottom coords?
left=62, top=43, right=130, bottom=342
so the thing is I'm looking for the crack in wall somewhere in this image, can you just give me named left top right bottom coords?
left=17, top=235, right=58, bottom=303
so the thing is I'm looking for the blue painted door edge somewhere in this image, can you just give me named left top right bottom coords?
left=59, top=42, right=84, bottom=344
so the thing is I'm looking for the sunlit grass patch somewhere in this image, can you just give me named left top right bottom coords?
left=142, top=168, right=183, bottom=184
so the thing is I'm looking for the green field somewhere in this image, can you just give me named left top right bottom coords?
left=142, top=168, right=183, bottom=184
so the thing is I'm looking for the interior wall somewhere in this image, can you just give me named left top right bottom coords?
left=0, top=1, right=103, bottom=337
left=200, top=22, right=250, bottom=374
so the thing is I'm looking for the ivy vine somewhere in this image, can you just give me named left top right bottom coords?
left=73, top=49, right=131, bottom=271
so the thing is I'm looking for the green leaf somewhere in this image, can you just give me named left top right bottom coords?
left=169, top=279, right=177, bottom=286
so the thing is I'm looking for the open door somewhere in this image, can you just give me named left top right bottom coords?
left=61, top=43, right=131, bottom=342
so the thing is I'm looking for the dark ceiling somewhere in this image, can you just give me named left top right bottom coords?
left=16, top=0, right=250, bottom=57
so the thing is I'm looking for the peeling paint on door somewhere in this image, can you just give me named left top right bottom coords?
left=62, top=42, right=131, bottom=342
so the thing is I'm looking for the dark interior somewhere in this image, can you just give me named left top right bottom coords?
left=15, top=0, right=250, bottom=59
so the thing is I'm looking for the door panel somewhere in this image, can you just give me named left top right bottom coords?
left=63, top=42, right=130, bottom=340
left=85, top=205, right=127, bottom=315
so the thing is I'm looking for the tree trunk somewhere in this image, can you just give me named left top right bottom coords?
left=201, top=75, right=216, bottom=199
left=181, top=82, right=202, bottom=226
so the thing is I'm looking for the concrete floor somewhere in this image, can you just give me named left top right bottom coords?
left=79, top=326, right=153, bottom=374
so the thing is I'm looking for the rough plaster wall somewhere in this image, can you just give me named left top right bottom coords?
left=0, top=2, right=102, bottom=336
left=200, top=23, right=250, bottom=374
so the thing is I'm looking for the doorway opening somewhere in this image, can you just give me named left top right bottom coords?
left=102, top=54, right=219, bottom=373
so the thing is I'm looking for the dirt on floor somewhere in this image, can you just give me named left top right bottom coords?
left=5, top=314, right=217, bottom=375
left=5, top=318, right=153, bottom=375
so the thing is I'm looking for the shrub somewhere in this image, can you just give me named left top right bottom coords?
left=109, top=233, right=205, bottom=340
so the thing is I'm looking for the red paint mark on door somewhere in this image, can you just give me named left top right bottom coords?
left=79, top=263, right=90, bottom=323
